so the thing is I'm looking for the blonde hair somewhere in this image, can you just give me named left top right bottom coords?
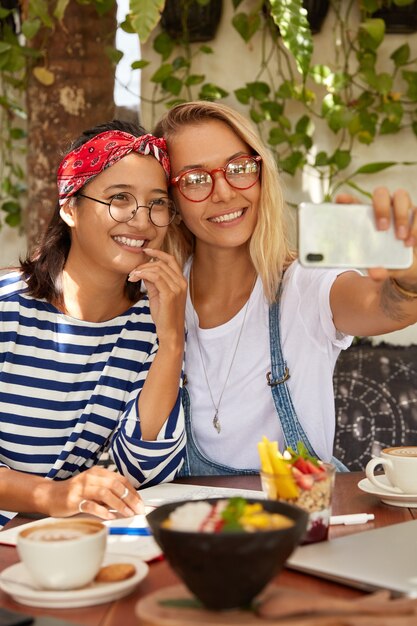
left=155, top=101, right=296, bottom=303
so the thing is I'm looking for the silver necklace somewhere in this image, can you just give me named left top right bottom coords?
left=190, top=267, right=257, bottom=434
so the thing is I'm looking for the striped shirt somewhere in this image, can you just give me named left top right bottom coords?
left=0, top=272, right=185, bottom=527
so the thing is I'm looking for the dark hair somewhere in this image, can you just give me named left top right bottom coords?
left=20, top=119, right=149, bottom=306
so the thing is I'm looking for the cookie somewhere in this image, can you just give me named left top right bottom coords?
left=95, top=562, right=136, bottom=582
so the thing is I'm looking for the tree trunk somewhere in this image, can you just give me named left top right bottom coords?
left=25, top=1, right=117, bottom=249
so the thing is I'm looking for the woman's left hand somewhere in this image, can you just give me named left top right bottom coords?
left=128, top=249, right=187, bottom=343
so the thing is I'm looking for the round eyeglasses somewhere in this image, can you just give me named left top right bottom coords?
left=77, top=192, right=177, bottom=227
left=171, top=155, right=262, bottom=202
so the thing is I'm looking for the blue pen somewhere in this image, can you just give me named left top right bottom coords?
left=108, top=527, right=152, bottom=536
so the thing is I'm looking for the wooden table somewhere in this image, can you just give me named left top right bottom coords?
left=0, top=471, right=414, bottom=626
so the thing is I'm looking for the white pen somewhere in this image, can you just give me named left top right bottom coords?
left=330, top=513, right=375, bottom=526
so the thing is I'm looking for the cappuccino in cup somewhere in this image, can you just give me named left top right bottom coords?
left=365, top=446, right=417, bottom=495
left=17, top=520, right=107, bottom=590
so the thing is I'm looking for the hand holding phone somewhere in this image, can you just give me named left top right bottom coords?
left=298, top=202, right=413, bottom=269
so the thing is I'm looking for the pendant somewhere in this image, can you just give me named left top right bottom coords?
left=213, top=410, right=221, bottom=434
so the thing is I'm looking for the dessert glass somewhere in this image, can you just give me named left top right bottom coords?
left=260, top=462, right=336, bottom=543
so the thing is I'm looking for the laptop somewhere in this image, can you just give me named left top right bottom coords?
left=287, top=519, right=417, bottom=597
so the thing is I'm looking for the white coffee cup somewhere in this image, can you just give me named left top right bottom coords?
left=17, top=519, right=107, bottom=590
left=365, top=446, right=417, bottom=495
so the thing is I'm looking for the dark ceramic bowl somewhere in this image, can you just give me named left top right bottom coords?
left=146, top=497, right=308, bottom=610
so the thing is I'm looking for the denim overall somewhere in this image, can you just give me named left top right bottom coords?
left=179, top=291, right=348, bottom=476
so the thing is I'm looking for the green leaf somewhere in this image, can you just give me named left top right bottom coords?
left=162, top=75, right=183, bottom=96
left=105, top=46, right=123, bottom=64
left=151, top=63, right=173, bottom=83
left=221, top=497, right=246, bottom=530
left=310, top=64, right=332, bottom=86
left=234, top=87, right=251, bottom=105
left=380, top=118, right=401, bottom=134
left=153, top=32, right=175, bottom=61
left=232, top=12, right=261, bottom=43
left=361, top=0, right=379, bottom=11
left=278, top=115, right=292, bottom=131
left=355, top=162, right=398, bottom=175
left=359, top=18, right=385, bottom=51
left=172, top=56, right=189, bottom=71
left=390, top=43, right=410, bottom=67
left=403, top=71, right=417, bottom=101
left=120, top=17, right=135, bottom=34
left=21, top=18, right=41, bottom=39
left=0, top=42, right=12, bottom=55
left=28, top=0, right=53, bottom=27
left=5, top=213, right=21, bottom=227
left=268, top=127, right=287, bottom=145
left=314, top=152, right=329, bottom=167
left=381, top=101, right=403, bottom=123
left=280, top=151, right=304, bottom=176
left=295, top=115, right=312, bottom=134
left=53, top=0, right=70, bottom=21
left=371, top=72, right=393, bottom=95
left=185, top=74, right=205, bottom=86
left=290, top=131, right=312, bottom=149
left=198, top=83, right=228, bottom=100
left=93, top=0, right=115, bottom=16
left=332, top=150, right=351, bottom=170
left=276, top=80, right=294, bottom=99
left=348, top=111, right=377, bottom=141
left=10, top=127, right=26, bottom=140
left=249, top=108, right=265, bottom=124
left=199, top=45, right=213, bottom=54
left=260, top=101, right=283, bottom=121
left=326, top=106, right=353, bottom=133
left=129, top=0, right=165, bottom=43
left=1, top=201, right=20, bottom=214
left=269, top=0, right=313, bottom=76
left=247, top=81, right=270, bottom=101
left=131, top=60, right=149, bottom=70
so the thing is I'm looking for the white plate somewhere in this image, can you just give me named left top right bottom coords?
left=0, top=554, right=148, bottom=608
left=358, top=476, right=417, bottom=508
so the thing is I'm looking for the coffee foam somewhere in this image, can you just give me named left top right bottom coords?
left=22, top=521, right=102, bottom=542
left=384, top=447, right=417, bottom=458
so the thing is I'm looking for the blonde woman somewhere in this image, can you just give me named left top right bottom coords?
left=155, top=100, right=417, bottom=475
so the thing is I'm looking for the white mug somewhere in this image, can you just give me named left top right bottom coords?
left=365, top=447, right=417, bottom=495
left=17, top=519, right=107, bottom=590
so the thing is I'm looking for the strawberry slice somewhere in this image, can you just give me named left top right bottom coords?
left=304, top=460, right=325, bottom=475
left=293, top=458, right=311, bottom=474
left=292, top=466, right=314, bottom=490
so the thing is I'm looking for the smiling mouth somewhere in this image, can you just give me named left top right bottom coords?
left=112, top=236, right=147, bottom=249
left=208, top=209, right=245, bottom=224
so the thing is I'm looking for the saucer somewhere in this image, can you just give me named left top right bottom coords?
left=0, top=554, right=148, bottom=608
left=358, top=476, right=417, bottom=508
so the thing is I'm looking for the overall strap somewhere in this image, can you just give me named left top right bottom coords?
left=268, top=291, right=318, bottom=457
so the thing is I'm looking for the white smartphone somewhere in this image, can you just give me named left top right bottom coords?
left=298, top=202, right=413, bottom=269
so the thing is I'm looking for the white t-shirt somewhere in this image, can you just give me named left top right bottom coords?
left=184, top=260, right=353, bottom=468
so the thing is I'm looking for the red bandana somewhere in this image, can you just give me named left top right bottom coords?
left=57, top=130, right=170, bottom=206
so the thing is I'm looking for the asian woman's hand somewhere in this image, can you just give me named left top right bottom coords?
left=128, top=249, right=187, bottom=346
left=47, top=466, right=143, bottom=520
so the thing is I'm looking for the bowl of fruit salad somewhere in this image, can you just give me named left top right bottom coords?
left=146, top=497, right=308, bottom=610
